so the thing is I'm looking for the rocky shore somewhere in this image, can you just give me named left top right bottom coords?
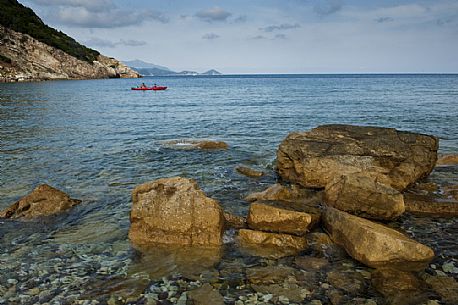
left=0, top=25, right=140, bottom=82
left=1, top=125, right=458, bottom=305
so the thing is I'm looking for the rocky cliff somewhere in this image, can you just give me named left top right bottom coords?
left=0, top=25, right=140, bottom=82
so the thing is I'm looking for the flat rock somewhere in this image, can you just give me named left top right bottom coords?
left=277, top=125, right=438, bottom=191
left=238, top=229, right=307, bottom=257
left=404, top=193, right=458, bottom=217
left=247, top=202, right=312, bottom=235
left=324, top=173, right=405, bottom=220
left=235, top=166, right=264, bottom=178
left=323, top=207, right=434, bottom=271
left=187, top=283, right=224, bottom=305
left=0, top=184, right=81, bottom=219
left=128, top=177, right=224, bottom=246
left=436, top=154, right=458, bottom=166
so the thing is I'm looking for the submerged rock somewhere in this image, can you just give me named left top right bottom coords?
left=324, top=173, right=405, bottom=220
left=371, top=268, right=430, bottom=305
left=277, top=125, right=438, bottom=191
left=187, top=283, right=224, bottom=305
left=0, top=184, right=81, bottom=219
left=323, top=207, right=434, bottom=271
left=235, top=166, right=264, bottom=178
left=246, top=265, right=298, bottom=285
left=247, top=202, right=312, bottom=236
left=161, top=139, right=228, bottom=150
left=128, top=177, right=224, bottom=246
left=420, top=273, right=458, bottom=304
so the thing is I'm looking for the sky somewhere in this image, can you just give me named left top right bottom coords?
left=19, top=0, right=458, bottom=74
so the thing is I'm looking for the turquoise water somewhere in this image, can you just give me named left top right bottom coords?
left=0, top=74, right=458, bottom=303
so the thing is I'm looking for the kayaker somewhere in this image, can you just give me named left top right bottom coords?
left=140, top=83, right=147, bottom=88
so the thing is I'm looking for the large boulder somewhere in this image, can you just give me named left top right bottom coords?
left=128, top=177, right=224, bottom=246
left=324, top=173, right=405, bottom=220
left=0, top=184, right=81, bottom=219
left=247, top=202, right=312, bottom=236
left=404, top=193, right=458, bottom=217
left=323, top=207, right=434, bottom=271
left=277, top=125, right=438, bottom=191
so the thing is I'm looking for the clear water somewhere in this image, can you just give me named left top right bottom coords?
left=1, top=74, right=457, bottom=302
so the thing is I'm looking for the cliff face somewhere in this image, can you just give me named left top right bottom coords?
left=0, top=25, right=140, bottom=82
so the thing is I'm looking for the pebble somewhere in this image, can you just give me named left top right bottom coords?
left=7, top=279, right=18, bottom=285
left=321, top=283, right=330, bottom=289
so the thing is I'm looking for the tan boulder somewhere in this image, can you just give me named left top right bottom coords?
left=324, top=174, right=405, bottom=220
left=0, top=184, right=81, bottom=219
left=238, top=229, right=307, bottom=257
left=235, top=166, right=264, bottom=178
left=404, top=193, right=458, bottom=217
left=244, top=183, right=322, bottom=204
left=277, top=125, right=438, bottom=191
left=128, top=177, right=224, bottom=246
left=247, top=202, right=312, bottom=236
left=436, top=154, right=458, bottom=166
left=323, top=207, right=434, bottom=271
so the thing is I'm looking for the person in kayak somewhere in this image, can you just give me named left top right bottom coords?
left=140, top=83, right=147, bottom=88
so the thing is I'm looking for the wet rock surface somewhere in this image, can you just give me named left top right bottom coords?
left=128, top=177, right=224, bottom=246
left=236, top=166, right=265, bottom=178
left=0, top=184, right=81, bottom=219
left=161, top=139, right=229, bottom=150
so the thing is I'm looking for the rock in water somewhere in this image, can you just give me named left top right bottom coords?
left=324, top=173, right=405, bottom=220
left=247, top=202, right=312, bottom=236
left=128, top=177, right=224, bottom=246
left=0, top=184, right=81, bottom=219
left=238, top=229, right=307, bottom=255
left=277, top=125, right=438, bottom=191
left=436, top=154, right=458, bottom=166
left=187, top=283, right=224, bottom=305
left=235, top=165, right=264, bottom=178
left=323, top=207, right=434, bottom=271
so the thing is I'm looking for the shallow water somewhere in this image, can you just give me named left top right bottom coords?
left=1, top=74, right=458, bottom=303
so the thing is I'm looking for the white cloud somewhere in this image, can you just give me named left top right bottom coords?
left=195, top=7, right=232, bottom=23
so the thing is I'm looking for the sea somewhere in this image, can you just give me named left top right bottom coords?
left=0, top=74, right=457, bottom=303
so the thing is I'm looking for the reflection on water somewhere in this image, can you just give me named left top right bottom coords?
left=1, top=75, right=458, bottom=302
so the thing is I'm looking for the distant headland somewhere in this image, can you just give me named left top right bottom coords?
left=124, top=59, right=222, bottom=76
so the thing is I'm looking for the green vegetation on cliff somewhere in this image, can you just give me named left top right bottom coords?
left=0, top=0, right=99, bottom=63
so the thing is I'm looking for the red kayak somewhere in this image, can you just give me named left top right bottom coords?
left=131, top=86, right=167, bottom=91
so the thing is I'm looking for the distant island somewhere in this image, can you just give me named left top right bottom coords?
left=124, top=60, right=222, bottom=76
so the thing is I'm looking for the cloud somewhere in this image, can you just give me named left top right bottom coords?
left=375, top=16, right=394, bottom=23
left=195, top=7, right=232, bottom=22
left=29, top=0, right=169, bottom=27
left=202, top=33, right=220, bottom=40
left=314, top=0, right=343, bottom=16
left=233, top=15, right=247, bottom=23
left=259, top=23, right=301, bottom=32
left=274, top=34, right=287, bottom=40
left=52, top=7, right=168, bottom=27
left=84, top=38, right=147, bottom=48
left=251, top=35, right=267, bottom=40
